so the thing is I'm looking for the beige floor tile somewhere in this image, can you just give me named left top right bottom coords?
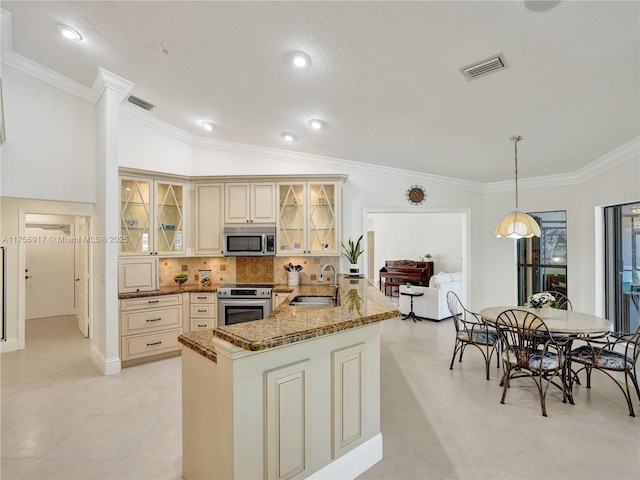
left=12, top=458, right=118, bottom=479
left=3, top=311, right=640, bottom=480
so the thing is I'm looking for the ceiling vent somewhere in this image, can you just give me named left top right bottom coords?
left=127, top=95, right=155, bottom=111
left=460, top=54, right=508, bottom=80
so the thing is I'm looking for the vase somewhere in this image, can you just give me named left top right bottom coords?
left=349, top=263, right=360, bottom=275
left=287, top=271, right=300, bottom=286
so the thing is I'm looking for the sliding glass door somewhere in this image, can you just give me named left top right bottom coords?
left=605, top=202, right=640, bottom=332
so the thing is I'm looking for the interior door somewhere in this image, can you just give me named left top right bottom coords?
left=75, top=216, right=90, bottom=337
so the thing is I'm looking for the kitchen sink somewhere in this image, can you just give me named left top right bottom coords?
left=289, top=295, right=336, bottom=307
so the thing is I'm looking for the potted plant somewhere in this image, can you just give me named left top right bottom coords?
left=341, top=235, right=364, bottom=275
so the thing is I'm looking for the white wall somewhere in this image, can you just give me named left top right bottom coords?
left=368, top=212, right=464, bottom=276
left=1, top=65, right=96, bottom=202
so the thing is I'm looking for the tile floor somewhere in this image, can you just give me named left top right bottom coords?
left=1, top=314, right=639, bottom=480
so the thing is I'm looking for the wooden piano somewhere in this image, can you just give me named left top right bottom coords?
left=379, top=260, right=434, bottom=296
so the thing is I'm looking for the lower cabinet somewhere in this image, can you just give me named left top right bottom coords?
left=190, top=292, right=216, bottom=330
left=181, top=323, right=381, bottom=480
left=120, top=293, right=183, bottom=366
left=272, top=291, right=290, bottom=309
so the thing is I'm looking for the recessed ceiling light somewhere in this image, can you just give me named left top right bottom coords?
left=281, top=133, right=297, bottom=142
left=291, top=51, right=311, bottom=69
left=201, top=122, right=215, bottom=131
left=308, top=119, right=326, bottom=130
left=58, top=24, right=82, bottom=41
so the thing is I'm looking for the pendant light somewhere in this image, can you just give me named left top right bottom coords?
left=494, top=135, right=541, bottom=239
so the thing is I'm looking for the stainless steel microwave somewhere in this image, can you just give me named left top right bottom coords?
left=223, top=225, right=276, bottom=256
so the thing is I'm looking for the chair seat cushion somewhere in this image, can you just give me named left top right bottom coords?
left=502, top=347, right=563, bottom=370
left=457, top=329, right=499, bottom=346
left=570, top=345, right=633, bottom=370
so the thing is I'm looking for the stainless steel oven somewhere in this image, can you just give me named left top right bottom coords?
left=217, top=284, right=273, bottom=326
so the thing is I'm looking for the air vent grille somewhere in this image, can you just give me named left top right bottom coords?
left=461, top=54, right=507, bottom=80
left=127, top=95, right=155, bottom=111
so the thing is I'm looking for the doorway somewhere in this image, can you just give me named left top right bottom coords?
left=363, top=208, right=469, bottom=304
left=24, top=213, right=90, bottom=338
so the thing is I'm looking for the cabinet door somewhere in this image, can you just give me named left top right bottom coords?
left=195, top=183, right=224, bottom=255
left=277, top=183, right=306, bottom=254
left=224, top=183, right=250, bottom=223
left=251, top=182, right=276, bottom=223
left=307, top=182, right=339, bottom=254
left=155, top=181, right=186, bottom=255
left=120, top=177, right=152, bottom=255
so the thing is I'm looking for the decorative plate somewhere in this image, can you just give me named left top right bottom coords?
left=406, top=185, right=427, bottom=205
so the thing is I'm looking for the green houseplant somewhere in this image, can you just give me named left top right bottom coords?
left=341, top=235, right=364, bottom=275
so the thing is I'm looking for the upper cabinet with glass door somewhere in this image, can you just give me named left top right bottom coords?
left=277, top=180, right=341, bottom=255
left=120, top=175, right=186, bottom=256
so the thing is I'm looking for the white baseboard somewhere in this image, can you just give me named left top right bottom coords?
left=91, top=344, right=121, bottom=375
left=306, top=433, right=383, bottom=480
left=0, top=338, right=19, bottom=353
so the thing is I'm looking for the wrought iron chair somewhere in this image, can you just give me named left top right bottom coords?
left=495, top=309, right=567, bottom=417
left=447, top=291, right=500, bottom=380
left=570, top=324, right=640, bottom=417
left=543, top=291, right=572, bottom=311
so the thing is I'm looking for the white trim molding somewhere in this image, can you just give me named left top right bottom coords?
left=306, top=433, right=382, bottom=480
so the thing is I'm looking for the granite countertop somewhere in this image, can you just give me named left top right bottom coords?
left=179, top=276, right=400, bottom=356
left=119, top=284, right=294, bottom=299
left=118, top=284, right=219, bottom=299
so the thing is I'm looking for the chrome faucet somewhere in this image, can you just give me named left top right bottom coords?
left=319, top=263, right=337, bottom=287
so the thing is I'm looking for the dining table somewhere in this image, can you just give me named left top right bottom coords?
left=479, top=306, right=613, bottom=404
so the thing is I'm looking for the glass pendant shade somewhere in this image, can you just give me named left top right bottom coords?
left=494, top=210, right=542, bottom=239
left=495, top=135, right=541, bottom=239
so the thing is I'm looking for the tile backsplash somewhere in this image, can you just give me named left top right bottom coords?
left=159, top=256, right=341, bottom=287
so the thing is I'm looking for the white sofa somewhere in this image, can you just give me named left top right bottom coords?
left=399, top=272, right=463, bottom=321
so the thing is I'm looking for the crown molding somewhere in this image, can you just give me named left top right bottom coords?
left=120, top=103, right=195, bottom=144
left=484, top=137, right=639, bottom=194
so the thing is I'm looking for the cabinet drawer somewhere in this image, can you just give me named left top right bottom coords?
left=190, top=293, right=215, bottom=304
left=121, top=294, right=182, bottom=311
left=121, top=329, right=181, bottom=361
left=122, top=305, right=182, bottom=335
left=190, top=304, right=215, bottom=318
left=191, top=319, right=215, bottom=331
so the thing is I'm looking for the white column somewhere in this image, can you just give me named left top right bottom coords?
left=91, top=68, right=133, bottom=374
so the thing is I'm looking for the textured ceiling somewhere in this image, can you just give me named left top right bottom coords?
left=2, top=1, right=638, bottom=182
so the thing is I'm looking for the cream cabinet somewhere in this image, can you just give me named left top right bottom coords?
left=272, top=291, right=289, bottom=309
left=190, top=292, right=216, bottom=330
left=224, top=182, right=276, bottom=224
left=120, top=293, right=183, bottom=366
left=277, top=181, right=341, bottom=255
left=118, top=257, right=158, bottom=293
left=194, top=183, right=224, bottom=256
left=120, top=175, right=187, bottom=256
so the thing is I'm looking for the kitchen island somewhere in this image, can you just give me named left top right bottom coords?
left=178, top=276, right=399, bottom=480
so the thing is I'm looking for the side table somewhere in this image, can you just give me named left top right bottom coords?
left=400, top=291, right=425, bottom=322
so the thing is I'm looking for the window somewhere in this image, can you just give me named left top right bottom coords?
left=517, top=211, right=567, bottom=306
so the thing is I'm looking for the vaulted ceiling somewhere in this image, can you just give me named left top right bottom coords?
left=2, top=1, right=638, bottom=182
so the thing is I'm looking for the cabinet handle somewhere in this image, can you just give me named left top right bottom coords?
left=196, top=309, right=207, bottom=313
left=197, top=296, right=207, bottom=299
left=197, top=324, right=207, bottom=328
left=146, top=317, right=162, bottom=322
left=146, top=341, right=162, bottom=346
left=148, top=300, right=160, bottom=304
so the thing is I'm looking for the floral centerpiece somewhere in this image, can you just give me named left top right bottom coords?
left=526, top=292, right=557, bottom=318
left=526, top=292, right=556, bottom=308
